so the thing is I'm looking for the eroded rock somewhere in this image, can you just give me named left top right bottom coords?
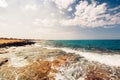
left=0, top=58, right=8, bottom=66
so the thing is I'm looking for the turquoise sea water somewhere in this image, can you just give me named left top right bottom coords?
left=49, top=40, right=120, bottom=53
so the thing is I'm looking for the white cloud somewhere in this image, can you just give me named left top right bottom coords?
left=0, top=0, right=119, bottom=39
left=33, top=18, right=58, bottom=27
left=52, top=0, right=75, bottom=9
left=68, top=7, right=72, bottom=11
left=0, top=0, right=8, bottom=8
left=25, top=4, right=38, bottom=11
left=60, top=0, right=120, bottom=28
left=108, top=5, right=120, bottom=12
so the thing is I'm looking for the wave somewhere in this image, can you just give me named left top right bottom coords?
left=44, top=46, right=120, bottom=67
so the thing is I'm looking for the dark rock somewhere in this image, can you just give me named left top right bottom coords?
left=0, top=58, right=8, bottom=66
left=0, top=41, right=35, bottom=48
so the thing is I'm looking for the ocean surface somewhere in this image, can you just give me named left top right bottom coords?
left=47, top=40, right=120, bottom=53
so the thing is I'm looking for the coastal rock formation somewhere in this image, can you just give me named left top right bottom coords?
left=0, top=38, right=35, bottom=48
left=0, top=52, right=79, bottom=80
left=0, top=58, right=8, bottom=66
left=0, top=41, right=120, bottom=80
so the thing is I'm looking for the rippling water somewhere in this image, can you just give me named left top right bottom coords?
left=48, top=40, right=120, bottom=53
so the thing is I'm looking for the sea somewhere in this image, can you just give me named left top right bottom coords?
left=39, top=40, right=120, bottom=66
left=42, top=40, right=120, bottom=79
left=47, top=40, right=120, bottom=54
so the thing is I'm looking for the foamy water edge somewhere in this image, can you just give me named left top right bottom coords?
left=45, top=46, right=120, bottom=67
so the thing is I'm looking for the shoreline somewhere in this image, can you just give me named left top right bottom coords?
left=0, top=38, right=35, bottom=48
left=0, top=40, right=120, bottom=80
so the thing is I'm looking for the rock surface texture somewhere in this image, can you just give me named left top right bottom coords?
left=0, top=42, right=120, bottom=80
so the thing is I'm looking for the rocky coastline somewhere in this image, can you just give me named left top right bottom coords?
left=0, top=38, right=35, bottom=48
left=0, top=39, right=120, bottom=80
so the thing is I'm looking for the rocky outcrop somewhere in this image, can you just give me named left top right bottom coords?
left=86, top=63, right=120, bottom=80
left=0, top=41, right=35, bottom=48
left=0, top=42, right=120, bottom=80
left=0, top=53, right=79, bottom=80
left=0, top=58, right=8, bottom=66
left=0, top=38, right=35, bottom=48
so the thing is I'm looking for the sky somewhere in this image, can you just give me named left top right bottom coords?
left=0, top=0, right=120, bottom=40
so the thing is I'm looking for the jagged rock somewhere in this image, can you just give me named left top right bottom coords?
left=0, top=43, right=120, bottom=80
left=0, top=58, right=8, bottom=66
left=85, top=64, right=120, bottom=80
left=0, top=39, right=35, bottom=48
left=52, top=54, right=79, bottom=67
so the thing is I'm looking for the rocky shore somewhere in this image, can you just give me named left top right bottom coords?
left=0, top=38, right=35, bottom=48
left=0, top=40, right=120, bottom=80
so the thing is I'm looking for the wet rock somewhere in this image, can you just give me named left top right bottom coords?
left=0, top=44, right=119, bottom=80
left=0, top=49, right=9, bottom=54
left=0, top=39, right=35, bottom=48
left=16, top=60, right=56, bottom=80
left=0, top=58, right=8, bottom=66
left=52, top=54, right=79, bottom=67
left=85, top=64, right=120, bottom=80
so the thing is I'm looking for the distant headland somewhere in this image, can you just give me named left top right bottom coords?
left=0, top=38, right=35, bottom=48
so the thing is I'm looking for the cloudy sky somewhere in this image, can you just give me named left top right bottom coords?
left=0, top=0, right=120, bottom=39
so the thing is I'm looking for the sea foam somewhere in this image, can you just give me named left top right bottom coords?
left=45, top=46, right=120, bottom=67
left=61, top=48, right=120, bottom=67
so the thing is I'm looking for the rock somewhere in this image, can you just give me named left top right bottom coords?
left=85, top=64, right=120, bottom=80
left=17, top=60, right=56, bottom=80
left=52, top=54, right=79, bottom=67
left=0, top=58, right=8, bottom=66
left=0, top=44, right=119, bottom=80
left=0, top=49, right=9, bottom=54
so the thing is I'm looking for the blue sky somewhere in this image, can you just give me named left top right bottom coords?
left=76, top=0, right=120, bottom=39
left=0, top=0, right=120, bottom=39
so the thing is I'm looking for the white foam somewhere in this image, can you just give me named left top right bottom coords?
left=44, top=46, right=120, bottom=80
left=0, top=46, right=31, bottom=67
left=60, top=48, right=120, bottom=67
left=34, top=43, right=42, bottom=47
left=55, top=62, right=86, bottom=80
left=44, top=46, right=120, bottom=67
left=9, top=57, right=29, bottom=67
